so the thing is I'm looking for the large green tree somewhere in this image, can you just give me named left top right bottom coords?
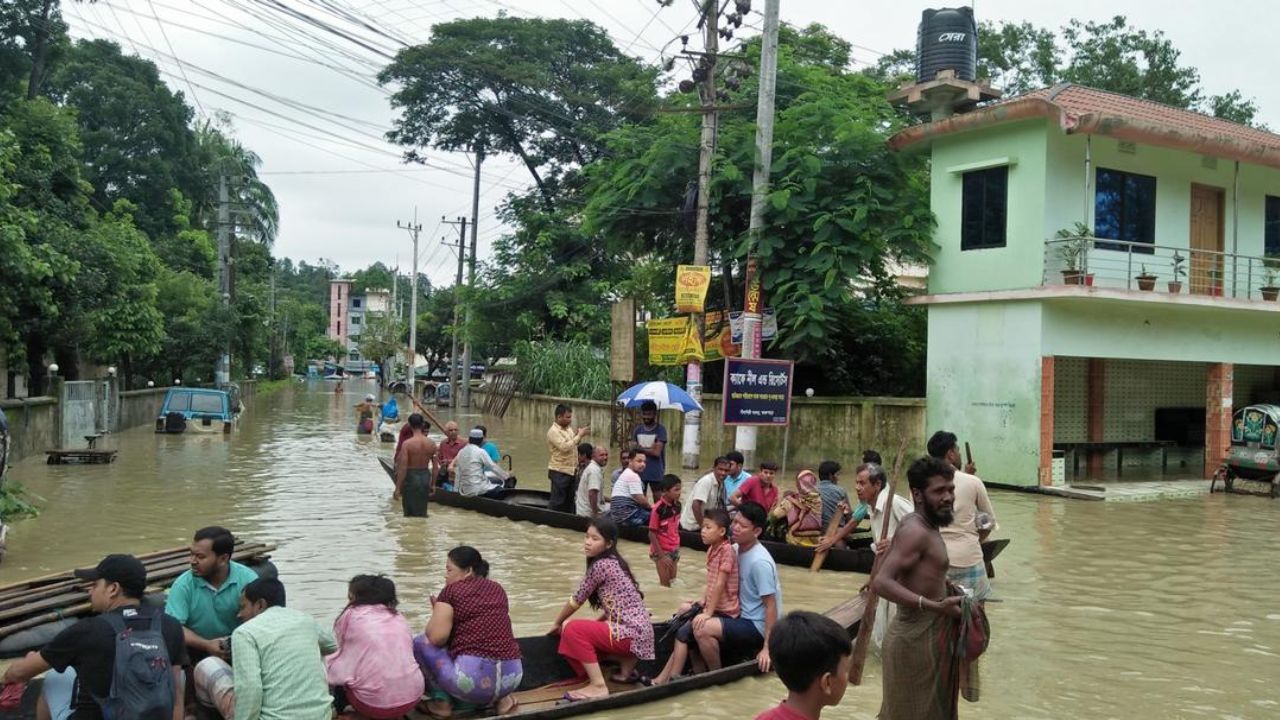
left=583, top=24, right=934, bottom=360
left=379, top=16, right=659, bottom=209
left=45, top=39, right=202, bottom=241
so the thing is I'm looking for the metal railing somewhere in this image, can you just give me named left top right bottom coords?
left=1042, top=237, right=1280, bottom=301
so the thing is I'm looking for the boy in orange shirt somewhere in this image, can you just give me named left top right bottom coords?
left=650, top=508, right=739, bottom=686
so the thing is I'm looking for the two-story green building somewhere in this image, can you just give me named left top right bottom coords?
left=893, top=83, right=1280, bottom=488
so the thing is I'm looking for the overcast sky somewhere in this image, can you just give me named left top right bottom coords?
left=63, top=1, right=1280, bottom=287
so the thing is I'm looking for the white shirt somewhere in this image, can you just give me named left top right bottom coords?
left=940, top=470, right=997, bottom=568
left=868, top=487, right=914, bottom=543
left=575, top=460, right=608, bottom=516
left=612, top=468, right=645, bottom=500
left=453, top=444, right=507, bottom=497
left=680, top=472, right=724, bottom=531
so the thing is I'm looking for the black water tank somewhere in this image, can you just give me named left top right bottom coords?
left=916, top=7, right=977, bottom=83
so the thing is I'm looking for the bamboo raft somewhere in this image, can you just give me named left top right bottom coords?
left=0, top=541, right=277, bottom=657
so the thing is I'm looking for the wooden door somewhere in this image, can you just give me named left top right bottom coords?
left=1190, top=184, right=1224, bottom=295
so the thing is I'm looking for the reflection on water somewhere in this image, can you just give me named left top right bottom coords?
left=4, top=382, right=1280, bottom=718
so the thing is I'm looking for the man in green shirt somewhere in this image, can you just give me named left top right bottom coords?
left=193, top=579, right=336, bottom=720
left=165, top=526, right=261, bottom=663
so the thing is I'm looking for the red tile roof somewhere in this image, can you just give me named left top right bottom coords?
left=889, top=83, right=1280, bottom=170
left=1023, top=84, right=1280, bottom=148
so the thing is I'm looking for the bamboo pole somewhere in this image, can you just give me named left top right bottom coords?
left=808, top=511, right=847, bottom=573
left=0, top=544, right=275, bottom=638
left=848, top=435, right=910, bottom=685
left=400, top=392, right=447, bottom=434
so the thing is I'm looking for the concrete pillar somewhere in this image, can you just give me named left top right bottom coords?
left=1086, top=358, right=1106, bottom=478
left=1205, top=362, right=1234, bottom=478
left=1039, top=356, right=1055, bottom=486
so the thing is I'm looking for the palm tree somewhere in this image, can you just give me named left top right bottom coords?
left=193, top=114, right=278, bottom=246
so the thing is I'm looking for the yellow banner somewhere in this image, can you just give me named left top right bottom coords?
left=680, top=316, right=703, bottom=363
left=675, top=265, right=712, bottom=313
left=703, top=310, right=740, bottom=363
left=647, top=317, right=689, bottom=366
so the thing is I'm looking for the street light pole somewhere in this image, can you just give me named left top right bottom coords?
left=397, top=209, right=422, bottom=393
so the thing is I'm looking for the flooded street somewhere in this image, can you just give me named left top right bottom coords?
left=4, top=382, right=1280, bottom=719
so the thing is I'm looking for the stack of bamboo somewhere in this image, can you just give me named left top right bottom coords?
left=0, top=541, right=276, bottom=641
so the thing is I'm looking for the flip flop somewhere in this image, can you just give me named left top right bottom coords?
left=609, top=672, right=648, bottom=684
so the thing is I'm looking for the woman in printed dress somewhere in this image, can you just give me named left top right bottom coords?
left=549, top=517, right=655, bottom=701
left=414, top=546, right=523, bottom=717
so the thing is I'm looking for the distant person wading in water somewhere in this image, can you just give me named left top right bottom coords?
left=395, top=414, right=438, bottom=517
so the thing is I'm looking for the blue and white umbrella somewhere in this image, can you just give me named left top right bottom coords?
left=616, top=381, right=703, bottom=413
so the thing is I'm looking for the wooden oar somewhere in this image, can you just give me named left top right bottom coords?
left=398, top=392, right=447, bottom=434
left=808, top=510, right=848, bottom=573
left=848, top=435, right=911, bottom=685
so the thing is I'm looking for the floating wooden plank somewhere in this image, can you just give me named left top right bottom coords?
left=44, top=449, right=118, bottom=465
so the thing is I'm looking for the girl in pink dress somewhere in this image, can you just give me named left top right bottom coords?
left=326, top=575, right=424, bottom=718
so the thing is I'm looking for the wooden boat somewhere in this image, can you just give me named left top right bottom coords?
left=378, top=458, right=1009, bottom=575
left=0, top=595, right=867, bottom=720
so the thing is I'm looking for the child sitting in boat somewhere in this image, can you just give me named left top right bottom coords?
left=648, top=474, right=683, bottom=587
left=326, top=575, right=423, bottom=718
left=649, top=508, right=740, bottom=686
left=549, top=518, right=654, bottom=701
left=752, top=611, right=852, bottom=720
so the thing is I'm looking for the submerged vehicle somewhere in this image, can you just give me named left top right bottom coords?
left=154, top=387, right=239, bottom=434
left=1219, top=403, right=1280, bottom=497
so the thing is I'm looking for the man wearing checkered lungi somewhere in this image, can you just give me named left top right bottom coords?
left=928, top=430, right=998, bottom=702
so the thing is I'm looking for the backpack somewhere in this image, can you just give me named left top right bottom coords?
left=93, top=608, right=174, bottom=720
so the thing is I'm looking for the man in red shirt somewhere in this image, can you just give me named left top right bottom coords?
left=434, top=421, right=465, bottom=488
left=730, top=461, right=779, bottom=512
left=648, top=475, right=683, bottom=587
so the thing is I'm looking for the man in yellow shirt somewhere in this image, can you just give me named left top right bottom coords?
left=547, top=403, right=589, bottom=512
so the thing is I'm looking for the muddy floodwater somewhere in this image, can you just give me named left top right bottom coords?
left=4, top=382, right=1279, bottom=718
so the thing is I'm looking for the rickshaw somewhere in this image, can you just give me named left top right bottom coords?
left=1217, top=403, right=1280, bottom=498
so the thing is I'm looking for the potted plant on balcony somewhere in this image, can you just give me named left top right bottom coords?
left=1135, top=264, right=1158, bottom=291
left=1168, top=252, right=1186, bottom=293
left=1055, top=223, right=1093, bottom=286
left=1260, top=258, right=1280, bottom=301
left=1208, top=268, right=1224, bottom=297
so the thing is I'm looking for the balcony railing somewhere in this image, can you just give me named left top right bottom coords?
left=1042, top=237, right=1280, bottom=301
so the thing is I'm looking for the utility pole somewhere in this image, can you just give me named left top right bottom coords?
left=216, top=173, right=231, bottom=388
left=681, top=0, right=720, bottom=470
left=442, top=216, right=468, bottom=407
left=735, top=0, right=781, bottom=467
left=460, top=143, right=484, bottom=410
left=397, top=210, right=422, bottom=393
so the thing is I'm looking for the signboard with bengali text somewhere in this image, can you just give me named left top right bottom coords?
left=722, top=357, right=793, bottom=426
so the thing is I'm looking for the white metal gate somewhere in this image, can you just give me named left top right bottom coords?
left=59, top=380, right=107, bottom=448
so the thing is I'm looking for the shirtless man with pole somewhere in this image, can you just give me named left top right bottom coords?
left=870, top=456, right=965, bottom=720
left=395, top=414, right=438, bottom=517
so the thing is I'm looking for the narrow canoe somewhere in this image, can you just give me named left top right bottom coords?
left=0, top=595, right=867, bottom=720
left=376, top=458, right=1009, bottom=575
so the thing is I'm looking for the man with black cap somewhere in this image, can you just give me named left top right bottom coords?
left=3, top=554, right=187, bottom=720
